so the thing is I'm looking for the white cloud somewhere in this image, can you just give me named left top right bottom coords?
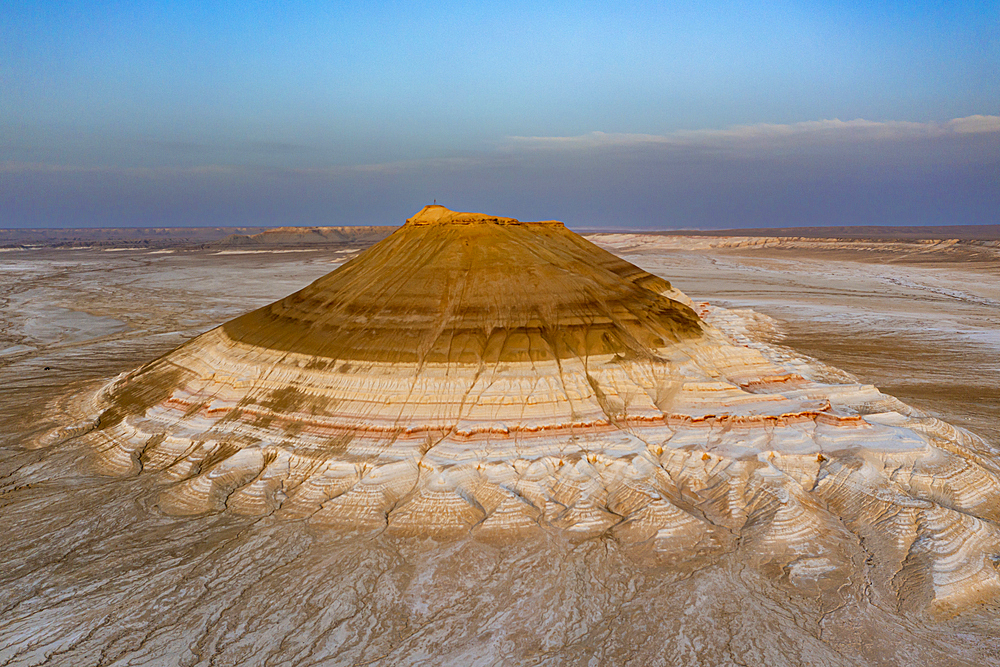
left=507, top=114, right=1000, bottom=150
left=0, top=162, right=241, bottom=176
left=0, top=156, right=481, bottom=178
left=948, top=115, right=1000, bottom=134
left=3, top=114, right=996, bottom=178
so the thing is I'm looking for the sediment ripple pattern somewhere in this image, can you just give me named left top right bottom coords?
left=35, top=206, right=1000, bottom=619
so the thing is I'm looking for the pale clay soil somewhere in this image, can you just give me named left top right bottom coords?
left=1, top=239, right=999, bottom=666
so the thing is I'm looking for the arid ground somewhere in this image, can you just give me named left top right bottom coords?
left=590, top=234, right=1000, bottom=448
left=2, top=230, right=999, bottom=666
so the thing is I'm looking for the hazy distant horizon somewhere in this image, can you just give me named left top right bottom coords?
left=3, top=219, right=999, bottom=237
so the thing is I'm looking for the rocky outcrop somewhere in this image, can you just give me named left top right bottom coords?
left=50, top=206, right=1000, bottom=617
left=589, top=233, right=1000, bottom=261
left=213, top=225, right=395, bottom=248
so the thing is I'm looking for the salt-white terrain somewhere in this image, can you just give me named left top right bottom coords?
left=591, top=233, right=1000, bottom=447
left=2, top=211, right=999, bottom=666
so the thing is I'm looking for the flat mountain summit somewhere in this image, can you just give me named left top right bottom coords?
left=47, top=205, right=1000, bottom=617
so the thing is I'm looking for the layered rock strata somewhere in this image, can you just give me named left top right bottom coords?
left=52, top=205, right=1000, bottom=616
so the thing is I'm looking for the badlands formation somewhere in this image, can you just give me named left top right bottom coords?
left=4, top=207, right=1000, bottom=666
left=58, top=206, right=1000, bottom=609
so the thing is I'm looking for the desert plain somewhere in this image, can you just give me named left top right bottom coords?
left=1, top=221, right=999, bottom=666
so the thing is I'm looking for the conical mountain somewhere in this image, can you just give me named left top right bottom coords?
left=70, top=205, right=1000, bottom=616
left=222, top=204, right=703, bottom=364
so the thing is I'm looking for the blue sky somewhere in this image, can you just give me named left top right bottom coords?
left=2, top=1, right=998, bottom=228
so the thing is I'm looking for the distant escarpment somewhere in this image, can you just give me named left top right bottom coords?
left=589, top=233, right=1000, bottom=262
left=213, top=226, right=396, bottom=248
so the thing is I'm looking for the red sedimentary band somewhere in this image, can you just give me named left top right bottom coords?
left=660, top=405, right=868, bottom=429
left=738, top=373, right=806, bottom=388
left=148, top=397, right=867, bottom=445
